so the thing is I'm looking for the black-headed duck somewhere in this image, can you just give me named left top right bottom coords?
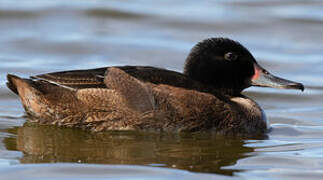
left=6, top=38, right=304, bottom=135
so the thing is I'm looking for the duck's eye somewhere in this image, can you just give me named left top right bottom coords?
left=224, top=52, right=238, bottom=61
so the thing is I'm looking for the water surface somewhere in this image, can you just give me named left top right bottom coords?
left=0, top=0, right=323, bottom=179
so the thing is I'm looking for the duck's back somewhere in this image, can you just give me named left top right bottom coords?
left=33, top=66, right=213, bottom=93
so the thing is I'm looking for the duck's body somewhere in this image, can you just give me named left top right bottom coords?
left=7, top=38, right=303, bottom=135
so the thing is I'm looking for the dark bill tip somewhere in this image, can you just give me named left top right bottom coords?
left=288, top=82, right=304, bottom=91
left=251, top=64, right=305, bottom=92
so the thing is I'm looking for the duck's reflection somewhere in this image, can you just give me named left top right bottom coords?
left=5, top=122, right=259, bottom=175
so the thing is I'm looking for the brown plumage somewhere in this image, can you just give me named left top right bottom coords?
left=6, top=37, right=304, bottom=135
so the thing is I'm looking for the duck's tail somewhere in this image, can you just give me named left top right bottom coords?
left=6, top=74, right=20, bottom=95
left=7, top=74, right=47, bottom=117
left=7, top=74, right=38, bottom=95
left=6, top=73, right=43, bottom=98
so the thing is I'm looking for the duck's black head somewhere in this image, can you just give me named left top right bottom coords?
left=184, top=37, right=304, bottom=94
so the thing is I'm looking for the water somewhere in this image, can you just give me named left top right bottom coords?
left=0, top=0, right=323, bottom=179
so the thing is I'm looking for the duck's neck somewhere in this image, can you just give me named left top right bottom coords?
left=186, top=76, right=247, bottom=96
left=215, top=88, right=242, bottom=97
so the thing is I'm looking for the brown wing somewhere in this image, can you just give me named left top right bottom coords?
left=104, top=67, right=155, bottom=113
left=32, top=66, right=191, bottom=88
left=31, top=67, right=107, bottom=89
left=32, top=65, right=218, bottom=95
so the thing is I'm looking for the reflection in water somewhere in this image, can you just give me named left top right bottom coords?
left=4, top=122, right=257, bottom=175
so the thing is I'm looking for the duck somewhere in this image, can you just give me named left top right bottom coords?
left=6, top=37, right=304, bottom=135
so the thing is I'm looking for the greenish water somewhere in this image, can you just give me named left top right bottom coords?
left=1, top=0, right=323, bottom=179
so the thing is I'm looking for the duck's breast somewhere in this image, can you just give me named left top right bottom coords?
left=230, top=96, right=268, bottom=133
